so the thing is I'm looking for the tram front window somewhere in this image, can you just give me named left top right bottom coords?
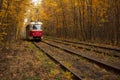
left=33, top=25, right=42, bottom=30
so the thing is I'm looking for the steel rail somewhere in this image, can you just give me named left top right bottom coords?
left=45, top=38, right=120, bottom=57
left=33, top=42, right=82, bottom=80
left=43, top=41, right=120, bottom=74
left=45, top=38, right=120, bottom=52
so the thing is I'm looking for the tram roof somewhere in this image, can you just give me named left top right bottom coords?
left=30, top=21, right=43, bottom=25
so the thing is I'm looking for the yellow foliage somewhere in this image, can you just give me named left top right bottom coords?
left=64, top=62, right=72, bottom=68
left=63, top=71, right=73, bottom=80
left=49, top=69, right=60, bottom=77
left=92, top=0, right=101, bottom=7
left=1, top=32, right=7, bottom=35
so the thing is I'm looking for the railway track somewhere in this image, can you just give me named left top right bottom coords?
left=33, top=41, right=120, bottom=80
left=43, top=40, right=120, bottom=73
left=33, top=42, right=82, bottom=80
left=45, top=38, right=120, bottom=57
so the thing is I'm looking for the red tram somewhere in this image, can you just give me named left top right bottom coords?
left=26, top=21, right=43, bottom=41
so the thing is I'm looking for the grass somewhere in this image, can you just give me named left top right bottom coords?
left=118, top=76, right=120, bottom=80
left=107, top=56, right=116, bottom=62
left=56, top=76, right=62, bottom=80
left=25, top=76, right=40, bottom=80
left=80, top=73, right=86, bottom=79
left=90, top=48, right=95, bottom=52
left=49, top=69, right=60, bottom=78
left=29, top=43, right=44, bottom=61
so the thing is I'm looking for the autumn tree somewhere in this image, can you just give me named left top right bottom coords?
left=40, top=0, right=120, bottom=46
left=0, top=0, right=31, bottom=48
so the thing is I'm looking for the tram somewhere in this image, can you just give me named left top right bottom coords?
left=26, top=21, right=43, bottom=41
